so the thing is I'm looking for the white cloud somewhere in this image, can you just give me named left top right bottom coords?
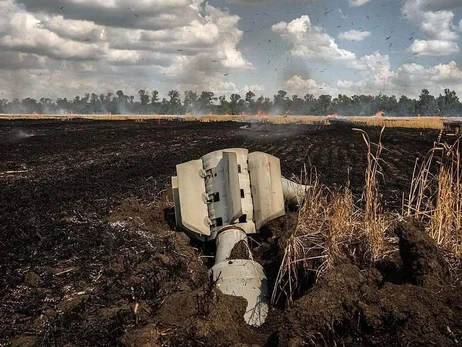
left=0, top=0, right=251, bottom=99
left=341, top=52, right=396, bottom=95
left=337, top=60, right=462, bottom=98
left=272, top=15, right=356, bottom=62
left=402, top=0, right=459, bottom=56
left=337, top=8, right=349, bottom=19
left=338, top=29, right=371, bottom=41
left=459, top=19, right=462, bottom=31
left=244, top=84, right=265, bottom=93
left=285, top=75, right=331, bottom=96
left=416, top=0, right=462, bottom=11
left=347, top=0, right=371, bottom=7
left=409, top=39, right=459, bottom=56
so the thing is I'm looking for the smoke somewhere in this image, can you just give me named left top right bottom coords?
left=238, top=122, right=307, bottom=141
left=0, top=128, right=36, bottom=143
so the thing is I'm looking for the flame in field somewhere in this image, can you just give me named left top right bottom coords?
left=327, top=113, right=339, bottom=118
left=257, top=110, right=268, bottom=119
left=375, top=110, right=384, bottom=118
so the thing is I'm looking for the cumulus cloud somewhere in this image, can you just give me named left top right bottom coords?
left=14, top=0, right=205, bottom=31
left=337, top=8, right=349, bottom=19
left=284, top=75, right=331, bottom=96
left=0, top=0, right=251, bottom=99
left=409, top=39, right=459, bottom=56
left=347, top=0, right=371, bottom=6
left=244, top=84, right=265, bottom=93
left=416, top=0, right=462, bottom=11
left=288, top=60, right=462, bottom=99
left=227, top=0, right=311, bottom=3
left=337, top=60, right=462, bottom=98
left=402, top=0, right=459, bottom=56
left=340, top=52, right=396, bottom=95
left=272, top=15, right=356, bottom=62
left=338, top=29, right=371, bottom=41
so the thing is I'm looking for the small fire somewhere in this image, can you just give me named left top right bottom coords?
left=327, top=113, right=339, bottom=118
left=257, top=110, right=268, bottom=119
left=375, top=110, right=384, bottom=118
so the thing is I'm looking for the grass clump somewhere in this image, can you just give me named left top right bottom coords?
left=272, top=128, right=394, bottom=306
left=405, top=134, right=462, bottom=258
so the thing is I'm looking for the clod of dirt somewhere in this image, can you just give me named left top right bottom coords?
left=137, top=287, right=265, bottom=346
left=277, top=264, right=381, bottom=346
left=229, top=240, right=251, bottom=260
left=396, top=220, right=450, bottom=289
left=120, top=323, right=159, bottom=347
left=107, top=194, right=172, bottom=237
left=278, top=221, right=462, bottom=347
left=278, top=264, right=459, bottom=346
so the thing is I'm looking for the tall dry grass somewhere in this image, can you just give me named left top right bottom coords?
left=354, top=127, right=391, bottom=262
left=272, top=129, right=392, bottom=306
left=405, top=134, right=462, bottom=257
left=271, top=168, right=375, bottom=306
left=273, top=128, right=462, bottom=307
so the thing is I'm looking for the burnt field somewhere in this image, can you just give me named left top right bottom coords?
left=0, top=119, right=461, bottom=346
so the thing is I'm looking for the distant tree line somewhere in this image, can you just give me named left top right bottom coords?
left=1, top=88, right=461, bottom=116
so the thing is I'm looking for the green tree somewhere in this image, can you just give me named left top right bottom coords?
left=198, top=91, right=215, bottom=114
left=245, top=91, right=256, bottom=114
left=229, top=94, right=243, bottom=115
left=417, top=89, right=439, bottom=115
left=273, top=90, right=288, bottom=114
left=397, top=95, right=416, bottom=116
left=184, top=90, right=198, bottom=113
left=138, top=90, right=150, bottom=106
left=437, top=89, right=460, bottom=116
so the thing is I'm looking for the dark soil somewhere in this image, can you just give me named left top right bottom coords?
left=0, top=119, right=460, bottom=346
left=278, top=222, right=461, bottom=347
left=229, top=240, right=251, bottom=260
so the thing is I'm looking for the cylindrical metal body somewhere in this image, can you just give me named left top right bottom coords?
left=214, top=227, right=249, bottom=263
left=210, top=227, right=268, bottom=327
left=281, top=177, right=310, bottom=209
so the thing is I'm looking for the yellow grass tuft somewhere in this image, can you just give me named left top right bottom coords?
left=354, top=127, right=390, bottom=261
left=349, top=116, right=444, bottom=130
left=272, top=129, right=394, bottom=306
left=405, top=135, right=462, bottom=257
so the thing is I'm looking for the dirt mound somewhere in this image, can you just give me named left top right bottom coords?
left=278, top=221, right=461, bottom=347
left=122, top=288, right=262, bottom=347
left=396, top=220, right=451, bottom=289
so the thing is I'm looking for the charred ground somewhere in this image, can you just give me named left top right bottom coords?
left=0, top=119, right=460, bottom=346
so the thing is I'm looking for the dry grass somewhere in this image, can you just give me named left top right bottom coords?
left=354, top=127, right=391, bottom=262
left=348, top=116, right=445, bottom=130
left=271, top=168, right=365, bottom=306
left=0, top=114, right=446, bottom=129
left=272, top=129, right=394, bottom=306
left=405, top=134, right=462, bottom=257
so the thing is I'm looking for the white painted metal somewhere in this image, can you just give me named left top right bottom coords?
left=211, top=228, right=268, bottom=327
left=173, top=148, right=307, bottom=327
left=175, top=160, right=210, bottom=237
left=201, top=148, right=255, bottom=239
left=248, top=152, right=285, bottom=230
left=281, top=177, right=311, bottom=209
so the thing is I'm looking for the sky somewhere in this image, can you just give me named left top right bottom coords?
left=0, top=0, right=461, bottom=100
